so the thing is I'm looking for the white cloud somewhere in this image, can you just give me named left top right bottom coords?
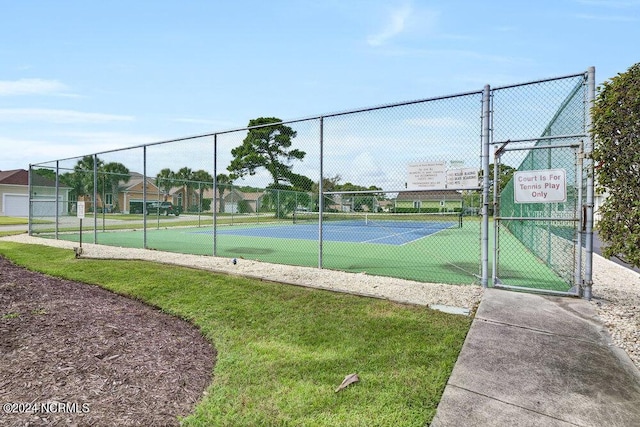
left=575, top=13, right=637, bottom=21
left=56, top=131, right=158, bottom=147
left=575, top=0, right=640, bottom=7
left=0, top=137, right=86, bottom=169
left=0, top=132, right=163, bottom=171
left=0, top=108, right=134, bottom=123
left=173, top=118, right=218, bottom=125
left=367, top=4, right=413, bottom=47
left=404, top=117, right=466, bottom=128
left=171, top=117, right=239, bottom=131
left=344, top=151, right=387, bottom=185
left=0, top=78, right=75, bottom=97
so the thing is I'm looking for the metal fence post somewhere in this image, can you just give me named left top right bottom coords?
left=143, top=146, right=147, bottom=249
left=28, top=164, right=33, bottom=236
left=213, top=134, right=218, bottom=257
left=93, top=154, right=98, bottom=244
left=55, top=161, right=59, bottom=239
left=318, top=116, right=324, bottom=269
left=574, top=142, right=584, bottom=289
left=583, top=66, right=596, bottom=300
left=481, top=85, right=491, bottom=288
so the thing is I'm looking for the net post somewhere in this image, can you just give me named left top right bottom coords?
left=481, top=84, right=491, bottom=288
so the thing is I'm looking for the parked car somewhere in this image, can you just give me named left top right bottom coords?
left=146, top=201, right=180, bottom=216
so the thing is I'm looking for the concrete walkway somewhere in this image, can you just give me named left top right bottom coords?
left=431, top=288, right=640, bottom=426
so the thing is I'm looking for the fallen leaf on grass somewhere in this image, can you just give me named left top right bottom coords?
left=335, top=373, right=359, bottom=392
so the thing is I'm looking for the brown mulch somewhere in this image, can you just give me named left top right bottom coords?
left=0, top=256, right=216, bottom=427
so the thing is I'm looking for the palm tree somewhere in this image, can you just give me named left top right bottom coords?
left=73, top=155, right=104, bottom=197
left=155, top=168, right=176, bottom=200
left=102, top=162, right=130, bottom=212
left=191, top=169, right=214, bottom=212
left=174, top=167, right=194, bottom=211
left=70, top=155, right=104, bottom=212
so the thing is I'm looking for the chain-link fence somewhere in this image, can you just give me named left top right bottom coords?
left=492, top=73, right=592, bottom=294
left=28, top=69, right=595, bottom=294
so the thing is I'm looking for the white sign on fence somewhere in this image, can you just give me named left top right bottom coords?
left=406, top=162, right=447, bottom=190
left=77, top=201, right=86, bottom=219
left=446, top=167, right=479, bottom=189
left=407, top=162, right=480, bottom=190
left=514, top=169, right=567, bottom=203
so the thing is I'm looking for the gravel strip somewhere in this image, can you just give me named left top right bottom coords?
left=3, top=234, right=639, bottom=370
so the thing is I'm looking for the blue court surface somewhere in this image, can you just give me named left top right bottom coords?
left=190, top=220, right=458, bottom=246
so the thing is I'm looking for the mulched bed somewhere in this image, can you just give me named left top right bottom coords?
left=0, top=256, right=216, bottom=426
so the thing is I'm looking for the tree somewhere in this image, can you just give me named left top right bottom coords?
left=313, top=175, right=342, bottom=193
left=313, top=175, right=342, bottom=211
left=192, top=169, right=214, bottom=212
left=591, top=62, right=640, bottom=267
left=102, top=162, right=130, bottom=212
left=335, top=182, right=383, bottom=212
left=155, top=168, right=176, bottom=198
left=285, top=171, right=314, bottom=192
left=482, top=163, right=517, bottom=214
left=32, top=168, right=57, bottom=182
left=174, top=167, right=194, bottom=210
left=488, top=163, right=516, bottom=196
left=227, top=117, right=305, bottom=186
left=74, top=155, right=104, bottom=197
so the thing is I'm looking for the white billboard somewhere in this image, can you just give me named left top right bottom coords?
left=406, top=162, right=446, bottom=190
left=407, top=162, right=479, bottom=190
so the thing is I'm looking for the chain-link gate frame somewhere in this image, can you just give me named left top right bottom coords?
left=493, top=140, right=584, bottom=295
left=488, top=68, right=595, bottom=297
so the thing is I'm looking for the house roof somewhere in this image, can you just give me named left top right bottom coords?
left=202, top=187, right=249, bottom=200
left=0, top=169, right=59, bottom=187
left=236, top=192, right=263, bottom=201
left=119, top=172, right=159, bottom=192
left=0, top=169, right=25, bottom=185
left=396, top=190, right=463, bottom=201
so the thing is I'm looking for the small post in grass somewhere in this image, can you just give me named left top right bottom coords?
left=75, top=201, right=85, bottom=258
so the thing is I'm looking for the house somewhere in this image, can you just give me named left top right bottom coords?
left=202, top=187, right=263, bottom=214
left=118, top=173, right=165, bottom=214
left=0, top=169, right=71, bottom=217
left=394, top=190, right=463, bottom=212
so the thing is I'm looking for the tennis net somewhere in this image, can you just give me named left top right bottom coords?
left=292, top=211, right=463, bottom=229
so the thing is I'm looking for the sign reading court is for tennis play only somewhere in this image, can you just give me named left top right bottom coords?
left=514, top=169, right=567, bottom=203
left=406, top=161, right=479, bottom=190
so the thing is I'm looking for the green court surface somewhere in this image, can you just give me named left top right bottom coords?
left=41, top=217, right=569, bottom=291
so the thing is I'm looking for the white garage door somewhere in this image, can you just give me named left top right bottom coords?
left=4, top=194, right=29, bottom=217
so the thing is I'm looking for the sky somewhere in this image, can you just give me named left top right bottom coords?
left=1, top=0, right=639, bottom=183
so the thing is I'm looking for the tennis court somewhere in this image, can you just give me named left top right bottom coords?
left=29, top=70, right=593, bottom=295
left=45, top=211, right=568, bottom=291
left=192, top=212, right=462, bottom=245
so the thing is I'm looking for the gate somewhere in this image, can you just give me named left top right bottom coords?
left=490, top=71, right=594, bottom=296
left=493, top=142, right=584, bottom=295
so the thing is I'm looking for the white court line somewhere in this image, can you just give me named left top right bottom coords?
left=359, top=225, right=456, bottom=244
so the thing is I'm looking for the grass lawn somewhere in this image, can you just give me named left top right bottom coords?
left=0, top=216, right=29, bottom=225
left=0, top=242, right=472, bottom=426
left=0, top=231, right=26, bottom=238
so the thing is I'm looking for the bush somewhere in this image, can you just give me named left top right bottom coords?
left=592, top=62, right=640, bottom=268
